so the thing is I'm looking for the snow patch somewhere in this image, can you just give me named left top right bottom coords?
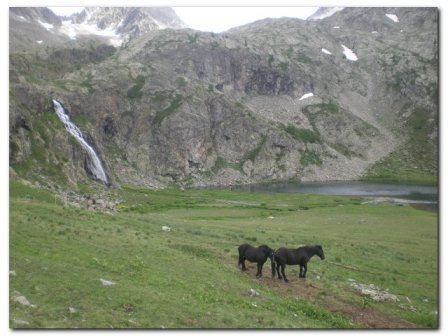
left=385, top=14, right=399, bottom=23
left=36, top=40, right=43, bottom=44
left=58, top=21, right=123, bottom=46
left=333, top=26, right=340, bottom=29
left=18, top=15, right=27, bottom=21
left=299, top=93, right=314, bottom=101
left=321, top=48, right=332, bottom=55
left=311, top=7, right=344, bottom=20
left=341, top=45, right=358, bottom=61
left=372, top=31, right=378, bottom=34
left=38, top=20, right=54, bottom=31
left=61, top=20, right=77, bottom=39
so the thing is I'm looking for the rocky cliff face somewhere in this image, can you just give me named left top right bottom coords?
left=9, top=7, right=438, bottom=190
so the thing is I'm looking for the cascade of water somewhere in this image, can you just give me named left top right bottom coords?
left=52, top=99, right=109, bottom=185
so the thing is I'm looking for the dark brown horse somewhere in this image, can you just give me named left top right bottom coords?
left=272, top=245, right=325, bottom=282
left=238, top=243, right=274, bottom=278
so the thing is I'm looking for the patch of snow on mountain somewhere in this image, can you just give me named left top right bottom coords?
left=372, top=31, right=379, bottom=34
left=309, top=7, right=344, bottom=20
left=36, top=40, right=43, bottom=44
left=38, top=20, right=54, bottom=31
left=385, top=14, right=399, bottom=23
left=333, top=26, right=340, bottom=29
left=18, top=15, right=27, bottom=21
left=58, top=21, right=123, bottom=46
left=321, top=48, right=332, bottom=55
left=61, top=20, right=77, bottom=39
left=299, top=93, right=314, bottom=100
left=341, top=45, right=358, bottom=61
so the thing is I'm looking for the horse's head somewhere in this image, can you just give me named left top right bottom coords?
left=259, top=245, right=274, bottom=257
left=316, top=245, right=325, bottom=260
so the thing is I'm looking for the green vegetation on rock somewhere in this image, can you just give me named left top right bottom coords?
left=127, top=75, right=146, bottom=99
left=282, top=125, right=321, bottom=144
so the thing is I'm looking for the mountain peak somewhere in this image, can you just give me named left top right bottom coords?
left=67, top=7, right=187, bottom=46
left=10, top=7, right=187, bottom=49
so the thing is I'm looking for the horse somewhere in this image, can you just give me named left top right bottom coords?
left=238, top=243, right=274, bottom=278
left=272, top=245, right=325, bottom=282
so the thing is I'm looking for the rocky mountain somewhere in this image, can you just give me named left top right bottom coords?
left=9, top=7, right=438, bottom=190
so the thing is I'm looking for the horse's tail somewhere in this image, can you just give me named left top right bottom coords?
left=238, top=254, right=244, bottom=267
left=271, top=251, right=276, bottom=278
left=238, top=245, right=247, bottom=268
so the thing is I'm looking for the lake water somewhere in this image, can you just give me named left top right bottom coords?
left=231, top=181, right=438, bottom=203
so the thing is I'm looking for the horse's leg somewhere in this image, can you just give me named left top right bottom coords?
left=271, top=256, right=276, bottom=279
left=256, top=263, right=262, bottom=278
left=299, top=265, right=304, bottom=278
left=276, top=263, right=282, bottom=279
left=302, top=264, right=307, bottom=278
left=281, top=264, right=288, bottom=282
left=241, top=258, right=246, bottom=271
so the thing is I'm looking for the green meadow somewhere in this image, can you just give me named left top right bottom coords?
left=9, top=181, right=438, bottom=328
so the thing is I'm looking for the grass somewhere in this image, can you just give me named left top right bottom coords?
left=127, top=75, right=146, bottom=99
left=151, top=91, right=184, bottom=125
left=362, top=148, right=437, bottom=185
left=9, top=180, right=438, bottom=328
left=300, top=149, right=323, bottom=166
left=177, top=77, right=188, bottom=88
left=363, top=106, right=437, bottom=184
left=296, top=53, right=313, bottom=64
left=11, top=111, right=69, bottom=185
left=281, top=125, right=321, bottom=144
left=210, top=157, right=241, bottom=174
left=80, top=72, right=95, bottom=94
left=241, top=136, right=267, bottom=163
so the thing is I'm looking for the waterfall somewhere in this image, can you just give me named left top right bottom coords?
left=52, top=99, right=109, bottom=185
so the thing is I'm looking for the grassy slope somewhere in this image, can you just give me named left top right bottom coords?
left=9, top=181, right=438, bottom=328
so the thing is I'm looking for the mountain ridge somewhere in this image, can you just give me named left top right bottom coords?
left=9, top=7, right=187, bottom=50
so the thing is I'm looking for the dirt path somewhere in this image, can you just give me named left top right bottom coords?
left=244, top=265, right=418, bottom=329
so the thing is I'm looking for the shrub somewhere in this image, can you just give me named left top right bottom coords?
left=127, top=75, right=145, bottom=99
left=300, top=149, right=323, bottom=166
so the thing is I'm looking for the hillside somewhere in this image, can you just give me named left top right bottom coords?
left=9, top=180, right=438, bottom=328
left=9, top=7, right=438, bottom=190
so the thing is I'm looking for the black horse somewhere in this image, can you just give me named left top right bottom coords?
left=272, top=245, right=325, bottom=282
left=238, top=243, right=274, bottom=278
